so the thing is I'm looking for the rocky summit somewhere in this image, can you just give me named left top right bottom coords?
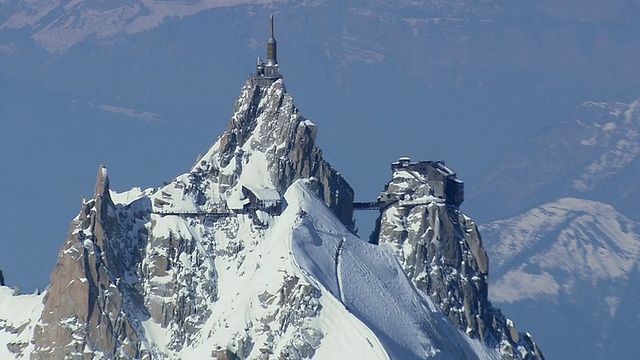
left=372, top=162, right=543, bottom=359
left=0, top=34, right=543, bottom=359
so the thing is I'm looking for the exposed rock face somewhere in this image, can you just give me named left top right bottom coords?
left=373, top=168, right=544, bottom=359
left=243, top=81, right=353, bottom=226
left=192, top=79, right=354, bottom=228
left=32, top=166, right=149, bottom=359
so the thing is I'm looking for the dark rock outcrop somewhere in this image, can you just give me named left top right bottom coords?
left=374, top=168, right=544, bottom=359
left=32, top=166, right=148, bottom=359
left=187, top=79, right=354, bottom=228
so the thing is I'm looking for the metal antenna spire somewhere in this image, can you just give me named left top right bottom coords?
left=270, top=15, right=274, bottom=37
left=267, top=15, right=277, bottom=65
left=251, top=15, right=282, bottom=85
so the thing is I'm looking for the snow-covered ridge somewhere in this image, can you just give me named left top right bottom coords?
left=2, top=0, right=283, bottom=53
left=0, top=287, right=44, bottom=359
left=286, top=180, right=500, bottom=360
left=572, top=98, right=640, bottom=192
left=481, top=197, right=640, bottom=304
left=110, top=187, right=154, bottom=206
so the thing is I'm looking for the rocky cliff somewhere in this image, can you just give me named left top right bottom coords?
left=373, top=168, right=544, bottom=359
left=187, top=79, right=354, bottom=228
left=32, top=167, right=150, bottom=359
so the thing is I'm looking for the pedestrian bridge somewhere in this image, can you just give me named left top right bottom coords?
left=353, top=202, right=382, bottom=211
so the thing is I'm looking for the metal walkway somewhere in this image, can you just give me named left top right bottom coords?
left=353, top=202, right=382, bottom=211
left=151, top=211, right=231, bottom=217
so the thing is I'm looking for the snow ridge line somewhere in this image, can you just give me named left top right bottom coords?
left=336, top=237, right=346, bottom=304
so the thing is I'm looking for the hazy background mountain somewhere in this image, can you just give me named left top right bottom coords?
left=2, top=1, right=639, bottom=358
left=481, top=198, right=640, bottom=360
left=471, top=98, right=640, bottom=222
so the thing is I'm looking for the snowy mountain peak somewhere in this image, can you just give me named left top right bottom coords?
left=7, top=77, right=365, bottom=359
left=481, top=198, right=640, bottom=359
left=151, top=78, right=354, bottom=229
left=482, top=197, right=640, bottom=303
left=1, top=42, right=544, bottom=359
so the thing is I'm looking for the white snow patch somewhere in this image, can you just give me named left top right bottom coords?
left=490, top=270, right=561, bottom=303
left=110, top=187, right=153, bottom=206
left=0, top=287, right=45, bottom=360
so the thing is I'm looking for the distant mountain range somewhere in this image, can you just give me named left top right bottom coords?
left=481, top=198, right=640, bottom=360
left=4, top=0, right=640, bottom=96
left=471, top=98, right=640, bottom=222
left=2, top=0, right=282, bottom=54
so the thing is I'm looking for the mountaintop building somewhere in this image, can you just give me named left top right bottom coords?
left=250, top=15, right=283, bottom=88
left=391, top=157, right=464, bottom=207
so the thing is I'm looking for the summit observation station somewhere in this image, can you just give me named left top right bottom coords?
left=250, top=15, right=283, bottom=88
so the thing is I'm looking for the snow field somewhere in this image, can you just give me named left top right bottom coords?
left=284, top=180, right=500, bottom=360
left=0, top=287, right=44, bottom=360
